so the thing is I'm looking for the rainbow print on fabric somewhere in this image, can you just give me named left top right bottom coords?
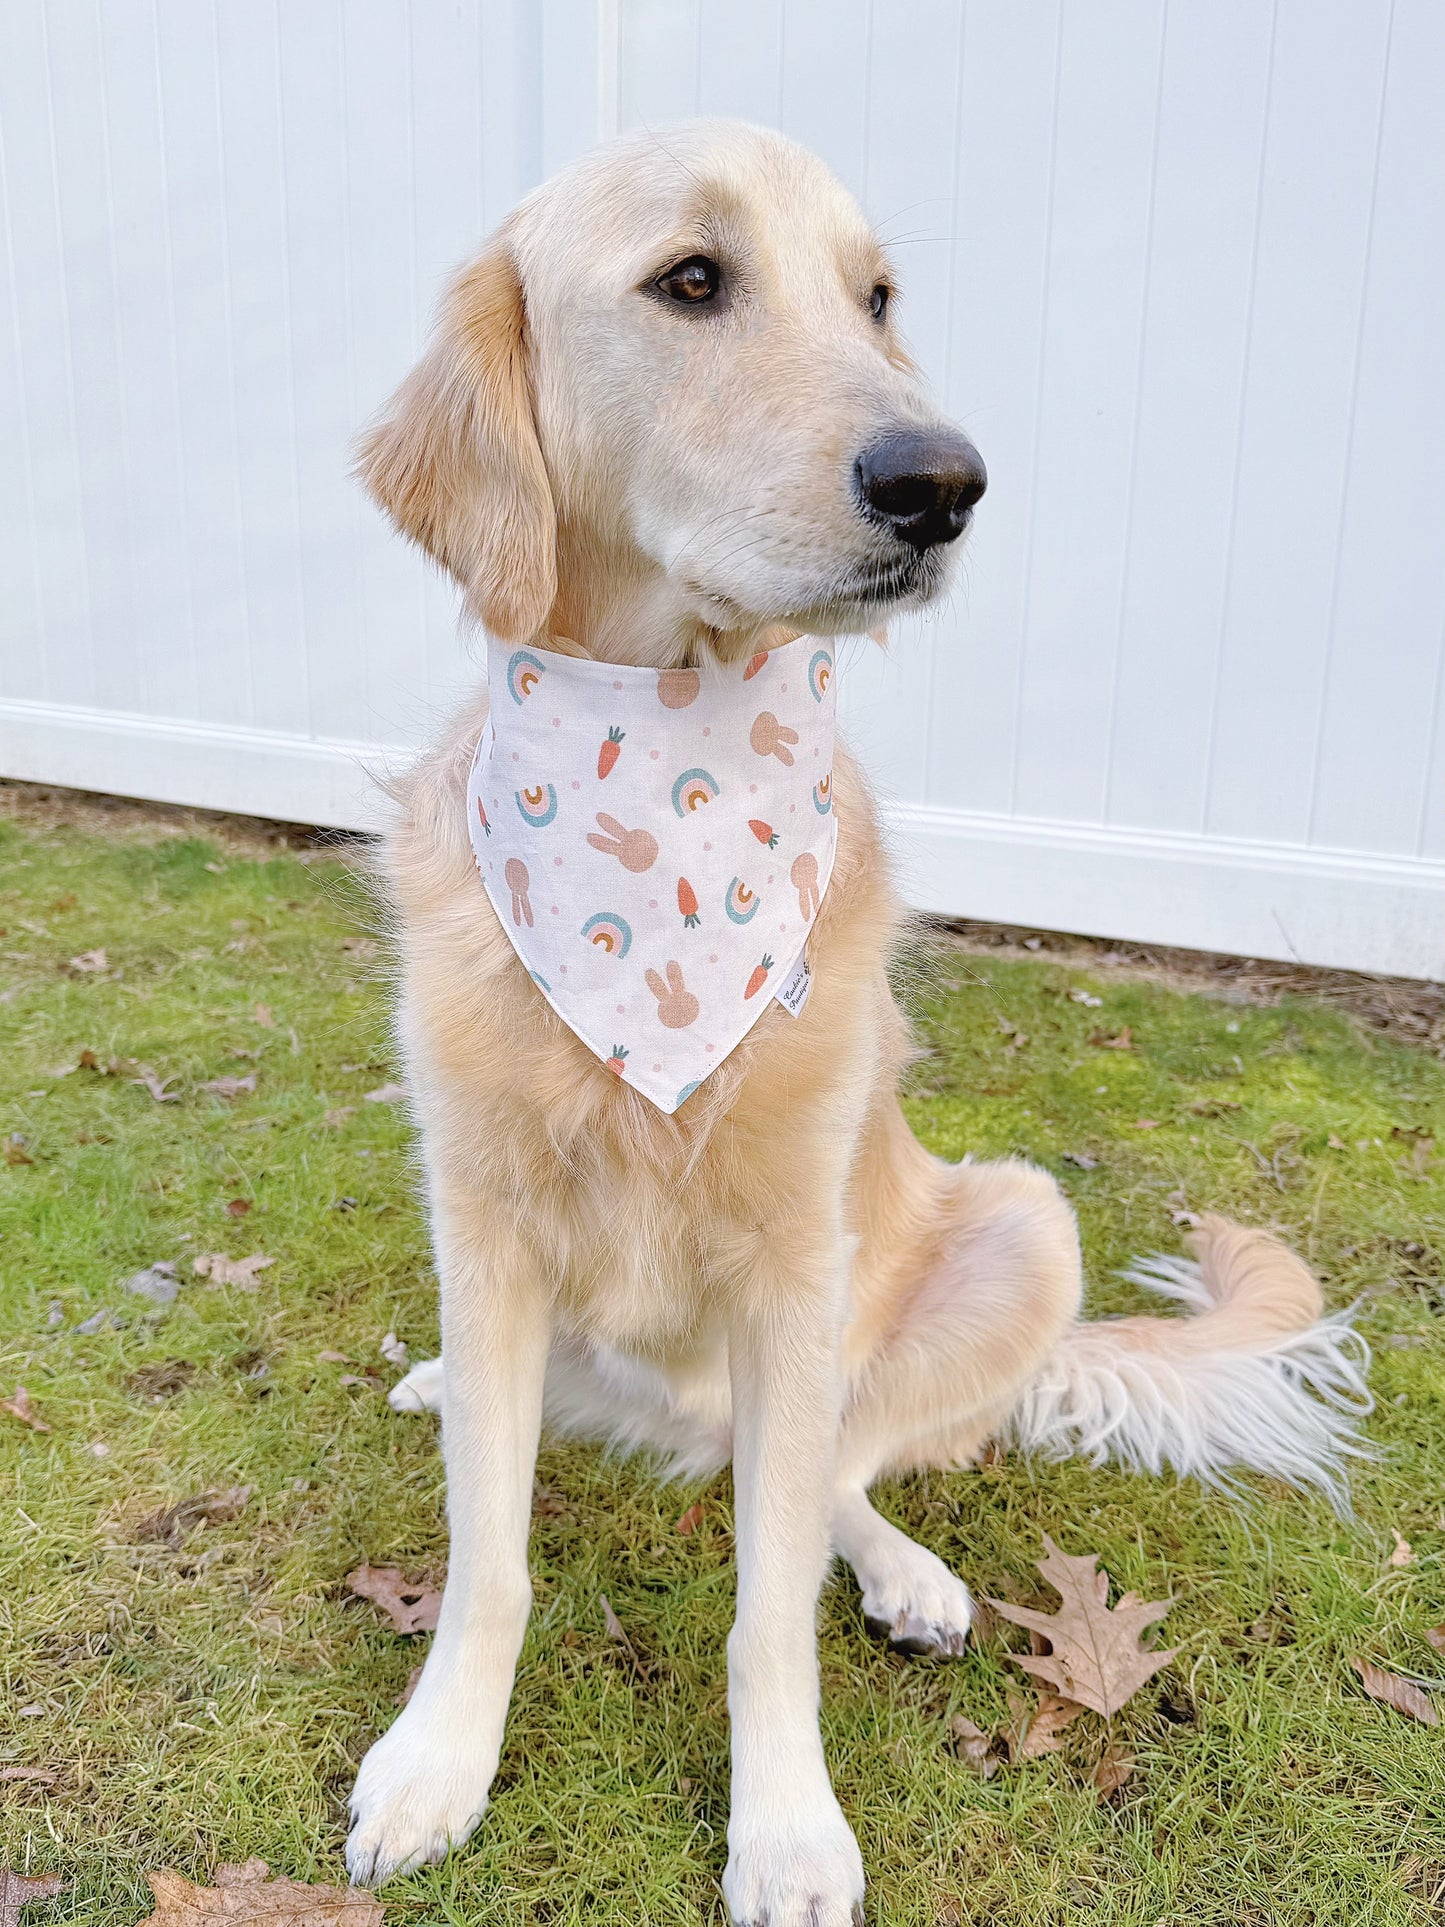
left=515, top=783, right=559, bottom=826
left=506, top=649, right=546, bottom=703
left=812, top=773, right=833, bottom=814
left=808, top=649, right=833, bottom=701
left=580, top=912, right=633, bottom=957
left=671, top=767, right=720, bottom=815
left=724, top=877, right=761, bottom=924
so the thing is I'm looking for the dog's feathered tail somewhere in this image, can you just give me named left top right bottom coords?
left=1004, top=1214, right=1372, bottom=1508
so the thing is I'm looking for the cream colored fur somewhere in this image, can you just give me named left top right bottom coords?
left=343, top=122, right=1370, bottom=1925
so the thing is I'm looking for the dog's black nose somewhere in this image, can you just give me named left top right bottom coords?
left=854, top=430, right=987, bottom=551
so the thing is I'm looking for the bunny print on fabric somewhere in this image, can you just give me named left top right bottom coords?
left=466, top=632, right=839, bottom=1113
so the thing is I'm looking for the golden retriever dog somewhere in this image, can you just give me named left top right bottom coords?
left=345, top=121, right=1368, bottom=1923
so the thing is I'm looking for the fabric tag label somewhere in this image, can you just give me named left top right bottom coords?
left=774, top=954, right=813, bottom=1018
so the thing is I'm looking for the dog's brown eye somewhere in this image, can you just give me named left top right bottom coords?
left=656, top=256, right=721, bottom=305
left=870, top=284, right=890, bottom=322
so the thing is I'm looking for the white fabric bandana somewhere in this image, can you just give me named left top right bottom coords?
left=467, top=632, right=838, bottom=1113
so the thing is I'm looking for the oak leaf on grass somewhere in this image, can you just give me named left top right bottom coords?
left=1352, top=1657, right=1438, bottom=1726
left=1002, top=1689, right=1087, bottom=1761
left=987, top=1537, right=1177, bottom=1719
left=192, top=1253, right=273, bottom=1289
left=136, top=1859, right=380, bottom=1924
left=0, top=1870, right=64, bottom=1926
left=346, top=1565, right=442, bottom=1635
left=1, top=1387, right=51, bottom=1434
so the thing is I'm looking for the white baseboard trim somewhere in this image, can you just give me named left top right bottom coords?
left=2, top=699, right=1441, bottom=979
left=0, top=697, right=406, bottom=836
left=891, top=800, right=1445, bottom=980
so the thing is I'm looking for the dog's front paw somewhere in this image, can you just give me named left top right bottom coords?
left=723, top=1794, right=866, bottom=1926
left=346, top=1704, right=493, bottom=1886
left=858, top=1539, right=973, bottom=1659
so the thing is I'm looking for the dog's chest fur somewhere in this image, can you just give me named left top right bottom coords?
left=386, top=693, right=900, bottom=1355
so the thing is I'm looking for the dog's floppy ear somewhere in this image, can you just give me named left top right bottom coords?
left=355, top=234, right=556, bottom=641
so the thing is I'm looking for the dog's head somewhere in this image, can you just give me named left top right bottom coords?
left=358, top=120, right=984, bottom=655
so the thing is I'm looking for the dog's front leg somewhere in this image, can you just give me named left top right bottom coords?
left=722, top=1233, right=865, bottom=1927
left=346, top=1194, right=549, bottom=1886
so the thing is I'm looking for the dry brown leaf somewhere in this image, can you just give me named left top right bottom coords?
left=987, top=1537, right=1177, bottom=1719
left=0, top=1768, right=56, bottom=1786
left=949, top=1714, right=1000, bottom=1779
left=253, top=1003, right=276, bottom=1028
left=599, top=1591, right=651, bottom=1679
left=322, top=1107, right=356, bottom=1129
left=136, top=1859, right=380, bottom=1925
left=67, top=948, right=108, bottom=973
left=346, top=1564, right=442, bottom=1635
left=1, top=1387, right=52, bottom=1434
left=1133, top=1118, right=1161, bottom=1130
left=675, top=1502, right=706, bottom=1535
left=1352, top=1656, right=1438, bottom=1726
left=397, top=1664, right=423, bottom=1707
left=1002, top=1690, right=1087, bottom=1761
left=4, top=1135, right=33, bottom=1166
left=136, top=1485, right=252, bottom=1550
left=224, top=1199, right=252, bottom=1218
left=132, top=1064, right=180, bottom=1103
left=192, top=1253, right=273, bottom=1290
left=317, top=1350, right=353, bottom=1365
left=200, top=1074, right=256, bottom=1100
left=1424, top=1626, right=1445, bottom=1655
left=1089, top=1026, right=1133, bottom=1050
left=1092, top=1739, right=1135, bottom=1798
left=0, top=1870, right=65, bottom=1925
left=1388, top=1528, right=1416, bottom=1568
left=364, top=1082, right=407, bottom=1105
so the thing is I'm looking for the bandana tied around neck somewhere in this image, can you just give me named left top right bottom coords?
left=467, top=633, right=839, bottom=1113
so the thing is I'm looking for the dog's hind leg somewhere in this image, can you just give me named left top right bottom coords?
left=832, top=1154, right=1083, bottom=1656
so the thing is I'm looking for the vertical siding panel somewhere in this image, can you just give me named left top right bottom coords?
left=343, top=5, right=433, bottom=746
left=1008, top=0, right=1166, bottom=822
left=619, top=0, right=700, bottom=126
left=1103, top=0, right=1275, bottom=832
left=925, top=0, right=1063, bottom=817
left=210, top=0, right=307, bottom=737
left=154, top=0, right=250, bottom=729
left=91, top=0, right=195, bottom=722
left=0, top=20, right=49, bottom=704
left=1306, top=0, right=1445, bottom=857
left=694, top=0, right=783, bottom=121
left=1202, top=0, right=1393, bottom=843
left=45, top=2, right=137, bottom=715
left=3, top=4, right=94, bottom=708
left=836, top=2, right=960, bottom=803
left=274, top=3, right=363, bottom=741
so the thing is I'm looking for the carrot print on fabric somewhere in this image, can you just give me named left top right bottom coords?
left=597, top=726, right=624, bottom=778
left=469, top=627, right=838, bottom=1115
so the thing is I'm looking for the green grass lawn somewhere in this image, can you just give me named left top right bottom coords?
left=2, top=789, right=1443, bottom=1927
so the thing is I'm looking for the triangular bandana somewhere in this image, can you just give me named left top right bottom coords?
left=467, top=633, right=839, bottom=1112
